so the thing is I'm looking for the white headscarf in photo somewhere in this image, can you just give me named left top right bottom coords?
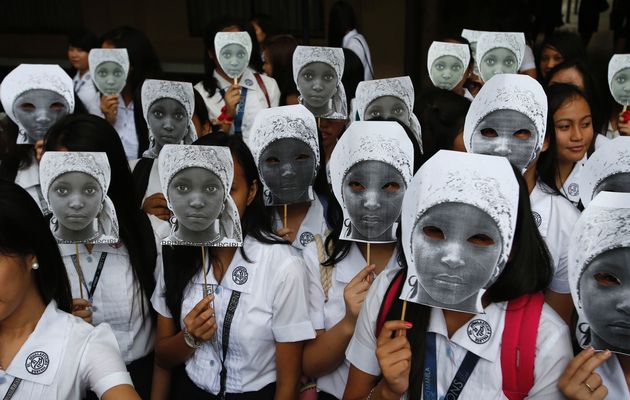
left=579, top=136, right=630, bottom=207
left=249, top=104, right=319, bottom=203
left=400, top=151, right=519, bottom=312
left=39, top=151, right=119, bottom=244
left=330, top=121, right=414, bottom=243
left=0, top=64, right=75, bottom=142
left=607, top=54, right=630, bottom=105
left=463, top=74, right=547, bottom=172
left=475, top=32, right=526, bottom=80
left=141, top=79, right=198, bottom=158
left=461, top=29, right=491, bottom=44
left=354, top=76, right=422, bottom=149
left=292, top=45, right=347, bottom=119
left=88, top=48, right=130, bottom=94
left=427, top=42, right=471, bottom=85
left=158, top=144, right=242, bottom=246
left=214, top=31, right=253, bottom=79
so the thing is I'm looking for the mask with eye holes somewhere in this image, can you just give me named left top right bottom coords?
left=329, top=121, right=414, bottom=243
left=88, top=49, right=130, bottom=96
left=214, top=32, right=252, bottom=80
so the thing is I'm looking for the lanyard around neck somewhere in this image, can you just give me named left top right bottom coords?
left=70, top=252, right=109, bottom=300
left=3, top=378, right=22, bottom=400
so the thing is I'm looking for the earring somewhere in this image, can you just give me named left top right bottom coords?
left=32, top=262, right=39, bottom=270
left=51, top=215, right=59, bottom=232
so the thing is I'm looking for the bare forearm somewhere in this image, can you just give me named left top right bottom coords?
left=303, top=317, right=355, bottom=377
left=154, top=331, right=195, bottom=368
left=275, top=342, right=304, bottom=400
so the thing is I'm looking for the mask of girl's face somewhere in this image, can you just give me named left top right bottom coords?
left=611, top=67, right=630, bottom=106
left=148, top=98, right=189, bottom=148
left=364, top=95, right=410, bottom=124
left=342, top=160, right=405, bottom=242
left=579, top=247, right=630, bottom=351
left=471, top=109, right=538, bottom=171
left=93, top=61, right=126, bottom=95
left=48, top=171, right=103, bottom=239
left=168, top=167, right=225, bottom=234
left=412, top=202, right=502, bottom=305
left=430, top=55, right=465, bottom=90
left=593, top=173, right=630, bottom=197
left=296, top=62, right=338, bottom=109
left=259, top=138, right=316, bottom=204
left=218, top=44, right=249, bottom=79
left=479, top=48, right=519, bottom=82
left=13, top=89, right=69, bottom=142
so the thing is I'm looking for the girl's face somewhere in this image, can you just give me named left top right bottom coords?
left=13, top=89, right=69, bottom=142
left=579, top=247, right=630, bottom=351
left=342, top=160, right=406, bottom=241
left=296, top=62, right=338, bottom=108
left=479, top=48, right=519, bottom=82
left=48, top=171, right=103, bottom=232
left=430, top=55, right=466, bottom=90
left=364, top=96, right=410, bottom=124
left=148, top=98, right=188, bottom=147
left=593, top=173, right=630, bottom=197
left=549, top=67, right=585, bottom=91
left=0, top=252, right=35, bottom=323
left=540, top=45, right=564, bottom=79
left=259, top=138, right=316, bottom=204
left=93, top=61, right=126, bottom=95
left=168, top=167, right=225, bottom=233
left=553, top=96, right=593, bottom=164
left=68, top=46, right=89, bottom=73
left=611, top=68, right=630, bottom=105
left=218, top=44, right=249, bottom=79
left=471, top=109, right=538, bottom=171
left=412, top=202, right=502, bottom=305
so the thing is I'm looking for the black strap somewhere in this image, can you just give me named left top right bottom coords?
left=218, top=291, right=241, bottom=399
left=131, top=157, right=155, bottom=209
left=253, top=73, right=271, bottom=107
left=70, top=252, right=109, bottom=300
left=3, top=378, right=22, bottom=400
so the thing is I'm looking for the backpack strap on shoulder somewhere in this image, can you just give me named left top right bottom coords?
left=501, top=291, right=545, bottom=400
left=375, top=269, right=406, bottom=338
left=253, top=72, right=271, bottom=107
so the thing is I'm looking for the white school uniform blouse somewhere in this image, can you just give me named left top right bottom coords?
left=113, top=95, right=139, bottom=160
left=302, top=242, right=401, bottom=399
left=151, top=237, right=316, bottom=394
left=59, top=242, right=154, bottom=364
left=13, top=154, right=48, bottom=214
left=72, top=71, right=103, bottom=117
left=342, top=29, right=374, bottom=81
left=595, top=355, right=630, bottom=398
left=0, top=301, right=131, bottom=400
left=194, top=68, right=280, bottom=146
left=272, top=193, right=329, bottom=251
left=346, top=269, right=573, bottom=400
left=530, top=180, right=580, bottom=294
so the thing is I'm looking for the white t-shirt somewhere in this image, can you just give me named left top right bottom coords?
left=346, top=269, right=573, bottom=399
left=272, top=193, right=329, bottom=251
left=343, top=29, right=374, bottom=81
left=151, top=236, right=315, bottom=394
left=302, top=242, right=400, bottom=398
left=113, top=96, right=139, bottom=160
left=530, top=180, right=580, bottom=294
left=595, top=355, right=630, bottom=399
left=73, top=71, right=103, bottom=117
left=0, top=301, right=132, bottom=400
left=59, top=242, right=154, bottom=364
left=194, top=68, right=280, bottom=147
left=13, top=154, right=48, bottom=215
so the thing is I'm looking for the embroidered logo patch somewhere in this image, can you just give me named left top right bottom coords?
left=467, top=319, right=492, bottom=344
left=232, top=266, right=248, bottom=285
left=567, top=183, right=579, bottom=197
left=299, top=232, right=315, bottom=246
left=244, top=78, right=254, bottom=86
left=532, top=211, right=542, bottom=227
left=25, top=351, right=49, bottom=375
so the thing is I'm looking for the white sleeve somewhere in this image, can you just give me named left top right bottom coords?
left=345, top=271, right=390, bottom=376
left=519, top=45, right=536, bottom=71
left=271, top=255, right=316, bottom=342
left=151, top=255, right=173, bottom=318
left=80, top=323, right=133, bottom=398
left=527, top=304, right=573, bottom=399
left=302, top=242, right=326, bottom=330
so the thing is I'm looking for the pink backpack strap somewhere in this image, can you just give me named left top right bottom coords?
left=501, top=292, right=545, bottom=400
left=375, top=269, right=405, bottom=338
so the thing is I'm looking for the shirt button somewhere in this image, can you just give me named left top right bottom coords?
left=210, top=360, right=215, bottom=367
left=86, top=255, right=93, bottom=263
left=215, top=286, right=221, bottom=294
left=87, top=280, right=93, bottom=287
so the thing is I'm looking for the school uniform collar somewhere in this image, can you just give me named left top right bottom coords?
left=277, top=193, right=327, bottom=250
left=214, top=67, right=258, bottom=91
left=192, top=236, right=259, bottom=294
left=530, top=180, right=552, bottom=237
left=6, top=301, right=70, bottom=385
left=14, top=154, right=39, bottom=190
left=57, top=241, right=127, bottom=257
left=336, top=243, right=400, bottom=284
left=561, top=155, right=586, bottom=204
left=72, top=71, right=91, bottom=84
left=342, top=29, right=359, bottom=46
left=427, top=301, right=507, bottom=362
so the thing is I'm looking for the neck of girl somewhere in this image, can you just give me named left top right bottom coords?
left=277, top=202, right=311, bottom=232
left=442, top=297, right=491, bottom=338
left=306, top=102, right=331, bottom=117
left=79, top=68, right=89, bottom=78
left=211, top=246, right=238, bottom=283
left=57, top=224, right=97, bottom=243
left=0, top=287, right=46, bottom=341
left=618, top=353, right=630, bottom=380
left=121, top=85, right=133, bottom=106
left=357, top=242, right=396, bottom=274
left=555, top=159, right=575, bottom=190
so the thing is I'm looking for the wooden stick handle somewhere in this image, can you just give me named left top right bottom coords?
left=233, top=77, right=238, bottom=86
left=398, top=300, right=408, bottom=337
left=283, top=204, right=288, bottom=229
left=366, top=242, right=371, bottom=265
left=75, top=243, right=84, bottom=299
left=201, top=246, right=208, bottom=297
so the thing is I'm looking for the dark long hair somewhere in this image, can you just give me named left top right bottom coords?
left=538, top=83, right=595, bottom=197
left=43, top=114, right=157, bottom=311
left=327, top=1, right=357, bottom=47
left=0, top=180, right=73, bottom=312
left=67, top=29, right=99, bottom=77
left=0, top=114, right=33, bottom=182
left=162, top=134, right=286, bottom=327
left=201, top=17, right=263, bottom=98
left=383, top=165, right=553, bottom=399
left=264, top=35, right=299, bottom=106
left=538, top=31, right=585, bottom=77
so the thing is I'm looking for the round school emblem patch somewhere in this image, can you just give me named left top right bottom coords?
left=532, top=211, right=542, bottom=227
left=567, top=183, right=579, bottom=197
left=25, top=351, right=49, bottom=375
left=244, top=78, right=254, bottom=86
left=300, top=232, right=315, bottom=246
left=232, top=266, right=248, bottom=285
left=467, top=319, right=492, bottom=344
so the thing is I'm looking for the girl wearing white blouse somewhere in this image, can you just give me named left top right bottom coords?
left=152, top=134, right=315, bottom=400
left=0, top=181, right=139, bottom=400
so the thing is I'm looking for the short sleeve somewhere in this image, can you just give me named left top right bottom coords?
left=151, top=256, right=173, bottom=318
left=271, top=255, right=316, bottom=342
left=302, top=242, right=327, bottom=330
left=80, top=323, right=133, bottom=398
left=346, top=271, right=391, bottom=376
